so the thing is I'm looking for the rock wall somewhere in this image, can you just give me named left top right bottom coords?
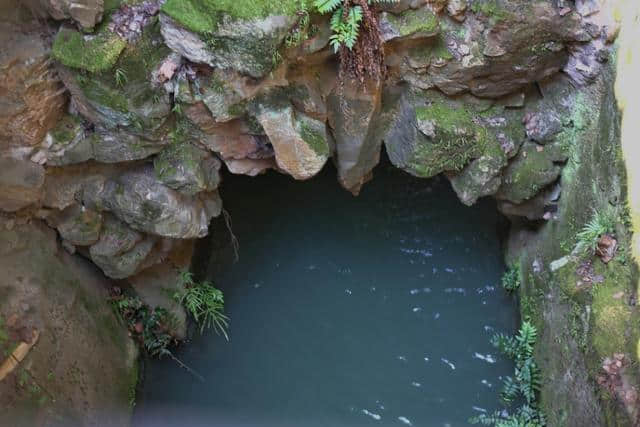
left=1, top=0, right=637, bottom=424
left=0, top=217, right=138, bottom=426
left=1, top=0, right=615, bottom=280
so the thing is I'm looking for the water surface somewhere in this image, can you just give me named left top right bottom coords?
left=135, top=161, right=517, bottom=427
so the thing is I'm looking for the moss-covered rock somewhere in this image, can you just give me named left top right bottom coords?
left=384, top=90, right=501, bottom=180
left=506, top=65, right=640, bottom=426
left=159, top=4, right=297, bottom=78
left=53, top=26, right=127, bottom=73
left=154, top=142, right=222, bottom=196
left=56, top=17, right=172, bottom=136
left=380, top=8, right=440, bottom=41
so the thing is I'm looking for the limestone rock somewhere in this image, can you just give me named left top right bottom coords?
left=47, top=119, right=169, bottom=165
left=383, top=90, right=495, bottom=179
left=54, top=20, right=172, bottom=136
left=418, top=1, right=593, bottom=98
left=159, top=12, right=296, bottom=78
left=82, top=166, right=218, bottom=239
left=0, top=23, right=66, bottom=151
left=154, top=143, right=222, bottom=195
left=379, top=8, right=440, bottom=42
left=51, top=204, right=103, bottom=246
left=255, top=104, right=330, bottom=180
left=327, top=80, right=383, bottom=194
left=0, top=158, right=45, bottom=212
left=496, top=141, right=568, bottom=204
left=89, top=215, right=155, bottom=279
left=41, top=0, right=104, bottom=29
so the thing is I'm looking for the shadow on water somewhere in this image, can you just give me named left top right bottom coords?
left=134, top=155, right=518, bottom=427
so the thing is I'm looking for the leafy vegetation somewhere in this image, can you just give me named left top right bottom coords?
left=313, top=0, right=395, bottom=82
left=173, top=271, right=229, bottom=339
left=576, top=207, right=617, bottom=253
left=471, top=321, right=546, bottom=426
left=501, top=264, right=521, bottom=293
left=111, top=295, right=177, bottom=358
left=114, top=68, right=128, bottom=87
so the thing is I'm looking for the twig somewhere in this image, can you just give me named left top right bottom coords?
left=222, top=208, right=240, bottom=263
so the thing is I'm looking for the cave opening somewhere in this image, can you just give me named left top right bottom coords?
left=133, top=154, right=519, bottom=427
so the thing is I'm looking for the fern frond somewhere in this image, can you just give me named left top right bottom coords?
left=314, top=0, right=342, bottom=13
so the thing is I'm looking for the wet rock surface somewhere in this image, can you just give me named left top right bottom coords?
left=4, top=0, right=616, bottom=278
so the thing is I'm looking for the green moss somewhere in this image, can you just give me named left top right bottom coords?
left=386, top=8, right=439, bottom=37
left=52, top=27, right=126, bottom=73
left=591, top=259, right=634, bottom=357
left=431, top=38, right=454, bottom=61
left=299, top=119, right=329, bottom=157
left=51, top=115, right=82, bottom=144
left=161, top=0, right=305, bottom=33
left=77, top=75, right=130, bottom=112
left=409, top=100, right=491, bottom=177
left=470, top=0, right=509, bottom=23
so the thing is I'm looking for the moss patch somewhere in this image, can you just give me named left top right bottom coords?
left=386, top=8, right=439, bottom=37
left=299, top=119, right=329, bottom=157
left=50, top=114, right=82, bottom=145
left=409, top=99, right=492, bottom=177
left=52, top=27, right=126, bottom=73
left=470, top=0, right=509, bottom=23
left=161, top=0, right=304, bottom=33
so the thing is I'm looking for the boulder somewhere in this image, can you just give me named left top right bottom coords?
left=327, top=80, right=383, bottom=194
left=159, top=6, right=296, bottom=78
left=154, top=143, right=222, bottom=196
left=82, top=166, right=218, bottom=239
left=255, top=103, right=330, bottom=180
left=0, top=22, right=66, bottom=151
left=89, top=214, right=155, bottom=279
left=50, top=203, right=103, bottom=246
left=54, top=19, right=172, bottom=137
left=0, top=158, right=45, bottom=212
left=41, top=0, right=104, bottom=29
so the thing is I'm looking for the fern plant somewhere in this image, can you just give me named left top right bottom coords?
left=174, top=271, right=229, bottom=339
left=473, top=321, right=545, bottom=426
left=114, top=67, right=128, bottom=87
left=576, top=207, right=617, bottom=252
left=314, top=0, right=396, bottom=52
left=501, top=264, right=521, bottom=293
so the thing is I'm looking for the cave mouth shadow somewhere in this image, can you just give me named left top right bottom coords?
left=193, top=149, right=512, bottom=282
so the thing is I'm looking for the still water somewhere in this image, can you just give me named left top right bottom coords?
left=135, top=160, right=518, bottom=427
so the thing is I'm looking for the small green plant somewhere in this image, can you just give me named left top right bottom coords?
left=172, top=102, right=183, bottom=115
left=114, top=67, right=128, bottom=87
left=501, top=264, right=521, bottom=293
left=111, top=292, right=204, bottom=381
left=471, top=321, right=546, bottom=426
left=174, top=271, right=229, bottom=339
left=285, top=0, right=312, bottom=47
left=576, top=207, right=617, bottom=252
left=111, top=296, right=176, bottom=358
left=313, top=0, right=396, bottom=81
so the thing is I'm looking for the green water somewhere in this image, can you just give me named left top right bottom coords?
left=135, top=160, right=518, bottom=427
